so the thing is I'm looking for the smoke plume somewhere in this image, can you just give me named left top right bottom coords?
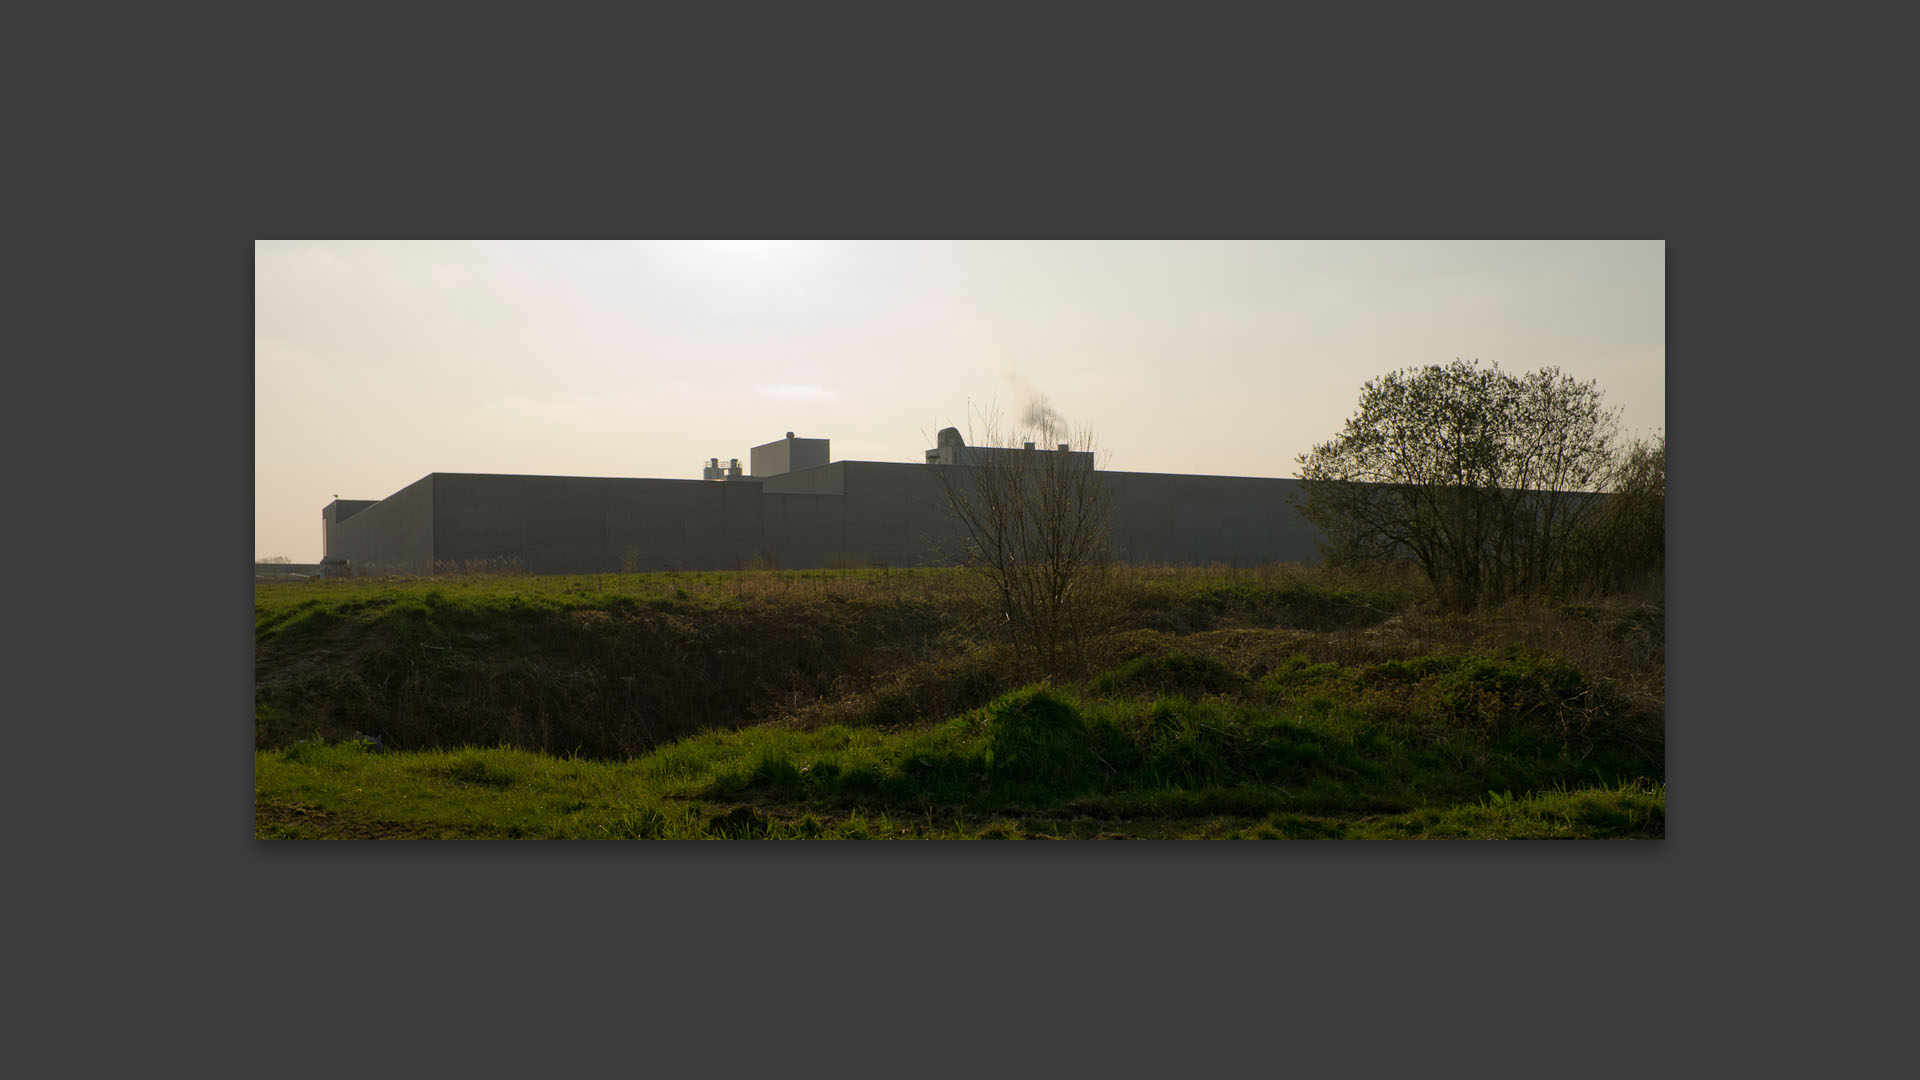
left=1000, top=369, right=1069, bottom=438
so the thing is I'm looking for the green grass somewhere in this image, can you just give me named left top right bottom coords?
left=258, top=685, right=1661, bottom=839
left=257, top=564, right=1662, bottom=839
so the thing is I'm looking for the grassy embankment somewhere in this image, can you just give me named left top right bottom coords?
left=255, top=564, right=1664, bottom=839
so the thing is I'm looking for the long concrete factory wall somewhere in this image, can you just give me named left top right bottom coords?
left=326, top=476, right=435, bottom=574
left=1104, top=471, right=1318, bottom=566
left=323, top=459, right=1327, bottom=574
left=430, top=473, right=766, bottom=574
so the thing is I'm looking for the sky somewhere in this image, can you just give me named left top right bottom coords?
left=255, top=240, right=1665, bottom=561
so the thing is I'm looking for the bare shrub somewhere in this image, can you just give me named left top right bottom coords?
left=928, top=404, right=1114, bottom=678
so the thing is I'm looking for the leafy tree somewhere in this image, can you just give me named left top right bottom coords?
left=1573, top=432, right=1665, bottom=597
left=1295, top=360, right=1622, bottom=610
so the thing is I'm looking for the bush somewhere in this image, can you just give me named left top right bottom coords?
left=1092, top=652, right=1243, bottom=697
left=982, top=688, right=1133, bottom=793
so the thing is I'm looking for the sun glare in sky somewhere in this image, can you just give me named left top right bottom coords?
left=255, top=240, right=1664, bottom=562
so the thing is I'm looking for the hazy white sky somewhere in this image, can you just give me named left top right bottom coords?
left=255, top=240, right=1664, bottom=561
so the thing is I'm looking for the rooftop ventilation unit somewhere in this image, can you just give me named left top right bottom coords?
left=750, top=433, right=829, bottom=477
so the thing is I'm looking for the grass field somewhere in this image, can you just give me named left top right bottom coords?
left=255, top=564, right=1664, bottom=839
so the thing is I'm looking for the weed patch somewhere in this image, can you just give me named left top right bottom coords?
left=1092, top=652, right=1244, bottom=698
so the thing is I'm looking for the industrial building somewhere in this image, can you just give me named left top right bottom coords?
left=319, top=430, right=1325, bottom=575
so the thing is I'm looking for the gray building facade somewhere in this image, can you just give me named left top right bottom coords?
left=322, top=431, right=1325, bottom=575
